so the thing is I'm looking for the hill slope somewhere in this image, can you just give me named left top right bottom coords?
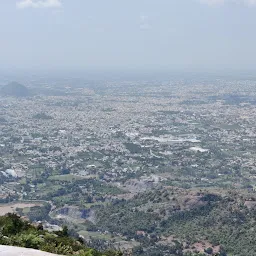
left=94, top=188, right=256, bottom=256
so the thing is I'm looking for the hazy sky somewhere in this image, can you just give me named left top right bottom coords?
left=1, top=0, right=256, bottom=72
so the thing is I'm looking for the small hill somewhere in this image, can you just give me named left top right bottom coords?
left=1, top=81, right=29, bottom=97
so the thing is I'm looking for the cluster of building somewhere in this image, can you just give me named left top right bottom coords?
left=0, top=78, right=256, bottom=201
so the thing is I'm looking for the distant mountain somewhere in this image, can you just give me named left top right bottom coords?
left=1, top=81, right=30, bottom=97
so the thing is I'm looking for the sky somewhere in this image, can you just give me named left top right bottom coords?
left=1, top=0, right=256, bottom=73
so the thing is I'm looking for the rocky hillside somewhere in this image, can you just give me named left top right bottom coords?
left=0, top=245, right=63, bottom=256
left=93, top=187, right=256, bottom=256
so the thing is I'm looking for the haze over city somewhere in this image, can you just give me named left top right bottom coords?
left=1, top=0, right=256, bottom=72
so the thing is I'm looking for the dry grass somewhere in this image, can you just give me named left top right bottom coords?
left=0, top=203, right=42, bottom=216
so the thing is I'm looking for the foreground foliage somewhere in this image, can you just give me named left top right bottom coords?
left=0, top=213, right=122, bottom=256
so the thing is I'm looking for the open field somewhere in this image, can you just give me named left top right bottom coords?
left=48, top=174, right=88, bottom=182
left=0, top=203, right=42, bottom=216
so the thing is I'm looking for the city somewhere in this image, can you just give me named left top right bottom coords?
left=1, top=77, right=256, bottom=255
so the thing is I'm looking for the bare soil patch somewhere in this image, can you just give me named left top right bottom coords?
left=0, top=203, right=42, bottom=216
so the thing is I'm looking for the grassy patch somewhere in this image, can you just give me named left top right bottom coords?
left=48, top=174, right=87, bottom=182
